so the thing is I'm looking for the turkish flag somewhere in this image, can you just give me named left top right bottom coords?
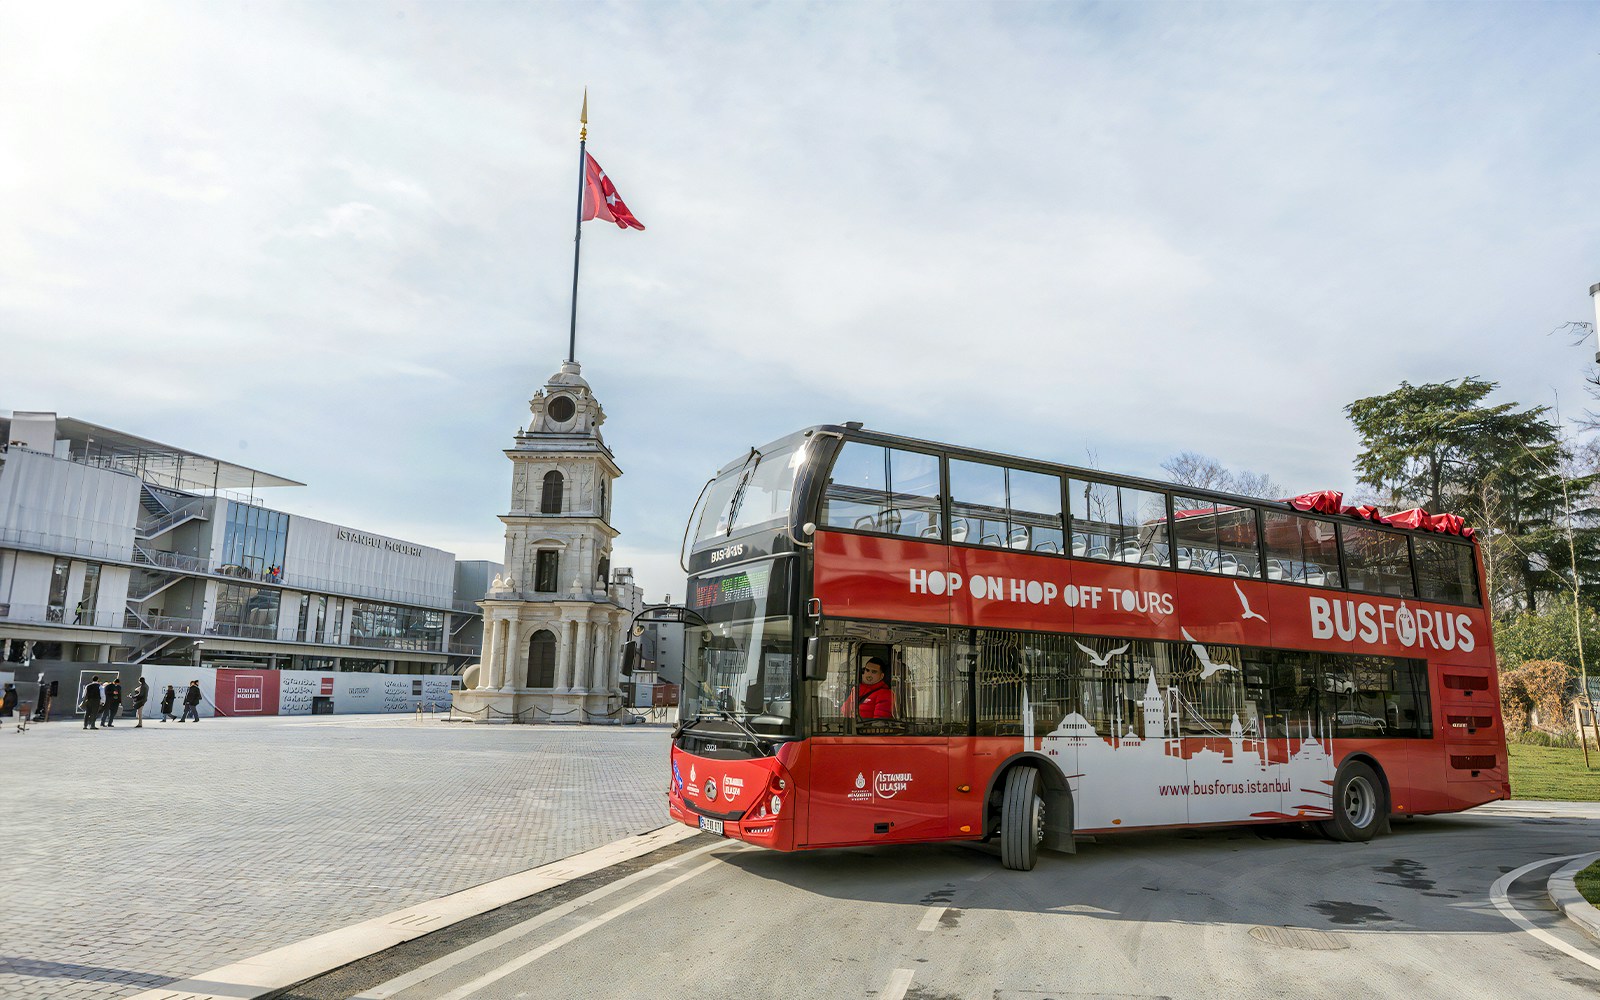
left=582, top=152, right=645, bottom=231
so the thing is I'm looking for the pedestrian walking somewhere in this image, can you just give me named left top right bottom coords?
left=101, top=677, right=123, bottom=728
left=132, top=677, right=149, bottom=728
left=80, top=675, right=102, bottom=730
left=0, top=683, right=16, bottom=718
left=159, top=685, right=177, bottom=722
left=180, top=680, right=202, bottom=722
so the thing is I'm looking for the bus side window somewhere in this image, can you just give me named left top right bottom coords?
left=809, top=639, right=855, bottom=735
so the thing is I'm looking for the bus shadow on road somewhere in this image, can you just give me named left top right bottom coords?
left=707, top=813, right=1590, bottom=937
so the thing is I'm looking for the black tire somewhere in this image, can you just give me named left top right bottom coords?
left=1318, top=760, right=1385, bottom=843
left=1000, top=767, right=1044, bottom=870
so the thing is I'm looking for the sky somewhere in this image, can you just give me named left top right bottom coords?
left=3, top=1, right=1599, bottom=603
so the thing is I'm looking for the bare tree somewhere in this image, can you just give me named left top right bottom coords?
left=1160, top=452, right=1284, bottom=499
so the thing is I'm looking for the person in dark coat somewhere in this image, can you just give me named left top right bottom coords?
left=132, top=677, right=150, bottom=728
left=101, top=678, right=123, bottom=728
left=80, top=675, right=102, bottom=730
left=159, top=684, right=177, bottom=722
left=0, top=683, right=16, bottom=718
left=180, top=680, right=202, bottom=722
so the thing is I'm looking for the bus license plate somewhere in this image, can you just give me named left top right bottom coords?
left=699, top=816, right=724, bottom=836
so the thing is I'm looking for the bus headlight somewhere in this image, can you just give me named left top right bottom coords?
left=770, top=795, right=783, bottom=816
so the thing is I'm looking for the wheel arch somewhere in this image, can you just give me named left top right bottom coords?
left=983, top=752, right=1075, bottom=854
left=1335, top=751, right=1392, bottom=833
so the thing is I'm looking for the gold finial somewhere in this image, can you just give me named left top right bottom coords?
left=579, top=87, right=588, bottom=141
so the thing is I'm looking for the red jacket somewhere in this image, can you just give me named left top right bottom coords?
left=843, top=681, right=894, bottom=719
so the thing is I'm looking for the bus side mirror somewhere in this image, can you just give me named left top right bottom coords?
left=621, top=640, right=638, bottom=676
left=804, top=637, right=825, bottom=681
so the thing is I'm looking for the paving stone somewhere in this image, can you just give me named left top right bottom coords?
left=0, top=714, right=671, bottom=1000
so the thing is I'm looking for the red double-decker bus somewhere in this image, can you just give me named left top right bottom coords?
left=665, top=425, right=1507, bottom=869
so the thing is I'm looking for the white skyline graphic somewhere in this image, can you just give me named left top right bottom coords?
left=1034, top=664, right=1335, bottom=831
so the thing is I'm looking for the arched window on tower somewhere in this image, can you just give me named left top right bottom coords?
left=535, top=551, right=560, bottom=593
left=541, top=471, right=564, bottom=514
left=527, top=629, right=557, bottom=687
left=599, top=479, right=607, bottom=519
left=597, top=554, right=610, bottom=587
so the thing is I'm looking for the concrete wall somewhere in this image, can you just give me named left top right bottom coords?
left=0, top=448, right=141, bottom=562
left=285, top=515, right=454, bottom=608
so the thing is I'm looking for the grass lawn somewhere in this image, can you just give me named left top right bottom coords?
left=1506, top=743, right=1600, bottom=801
left=1578, top=862, right=1600, bottom=907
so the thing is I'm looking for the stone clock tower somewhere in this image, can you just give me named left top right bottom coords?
left=453, top=360, right=641, bottom=722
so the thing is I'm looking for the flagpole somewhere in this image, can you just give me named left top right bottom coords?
left=567, top=89, right=588, bottom=365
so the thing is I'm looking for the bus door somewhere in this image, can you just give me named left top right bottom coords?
left=807, top=637, right=950, bottom=847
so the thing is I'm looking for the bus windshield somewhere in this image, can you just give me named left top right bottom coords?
left=692, top=441, right=808, bottom=545
left=681, top=616, right=794, bottom=735
left=681, top=556, right=796, bottom=735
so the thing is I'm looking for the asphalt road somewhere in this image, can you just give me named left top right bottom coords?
left=288, top=801, right=1600, bottom=1000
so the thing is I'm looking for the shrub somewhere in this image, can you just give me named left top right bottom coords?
left=1500, top=659, right=1577, bottom=736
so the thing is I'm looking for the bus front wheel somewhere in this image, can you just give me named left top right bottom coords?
left=1000, top=767, right=1045, bottom=871
left=1319, top=761, right=1384, bottom=843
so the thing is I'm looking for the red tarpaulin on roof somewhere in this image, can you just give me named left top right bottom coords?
left=1283, top=491, right=1473, bottom=538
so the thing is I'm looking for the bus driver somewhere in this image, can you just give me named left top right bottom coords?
left=842, top=657, right=895, bottom=719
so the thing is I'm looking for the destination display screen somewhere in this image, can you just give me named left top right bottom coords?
left=691, top=562, right=773, bottom=611
left=688, top=553, right=793, bottom=617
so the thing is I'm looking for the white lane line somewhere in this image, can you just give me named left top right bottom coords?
left=432, top=858, right=725, bottom=1000
left=1489, top=854, right=1600, bottom=973
left=353, top=840, right=731, bottom=999
left=882, top=968, right=916, bottom=1000
left=917, top=905, right=947, bottom=932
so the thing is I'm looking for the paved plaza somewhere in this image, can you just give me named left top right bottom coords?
left=0, top=713, right=672, bottom=1000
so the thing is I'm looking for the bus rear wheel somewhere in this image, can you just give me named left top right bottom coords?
left=1319, top=761, right=1384, bottom=843
left=1000, top=767, right=1045, bottom=871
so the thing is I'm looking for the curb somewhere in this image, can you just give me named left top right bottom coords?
left=127, top=823, right=699, bottom=1000
left=1548, top=852, right=1600, bottom=946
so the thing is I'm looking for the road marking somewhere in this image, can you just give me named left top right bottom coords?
left=1489, top=854, right=1600, bottom=973
left=431, top=857, right=725, bottom=1000
left=917, top=905, right=947, bottom=931
left=883, top=968, right=915, bottom=1000
left=353, top=840, right=732, bottom=999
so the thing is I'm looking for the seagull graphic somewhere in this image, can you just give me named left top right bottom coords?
left=1181, top=628, right=1239, bottom=679
left=1233, top=581, right=1267, bottom=623
left=1072, top=640, right=1130, bottom=667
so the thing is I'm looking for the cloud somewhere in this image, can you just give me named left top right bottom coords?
left=3, top=2, right=1598, bottom=602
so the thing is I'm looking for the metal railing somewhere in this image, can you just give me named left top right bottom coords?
left=0, top=603, right=125, bottom=629
left=348, top=634, right=446, bottom=653
left=132, top=544, right=213, bottom=574
left=0, top=526, right=135, bottom=563
left=136, top=498, right=210, bottom=540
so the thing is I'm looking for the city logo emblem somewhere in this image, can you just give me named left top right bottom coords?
left=705, top=779, right=719, bottom=801
left=847, top=771, right=872, bottom=803
left=690, top=765, right=697, bottom=782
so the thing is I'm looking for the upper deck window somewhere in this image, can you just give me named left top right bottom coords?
left=1261, top=510, right=1342, bottom=587
left=1341, top=523, right=1415, bottom=598
left=822, top=442, right=940, bottom=539
left=949, top=460, right=1064, bottom=553
left=1173, top=498, right=1262, bottom=578
left=1413, top=535, right=1479, bottom=606
left=1070, top=479, right=1169, bottom=564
